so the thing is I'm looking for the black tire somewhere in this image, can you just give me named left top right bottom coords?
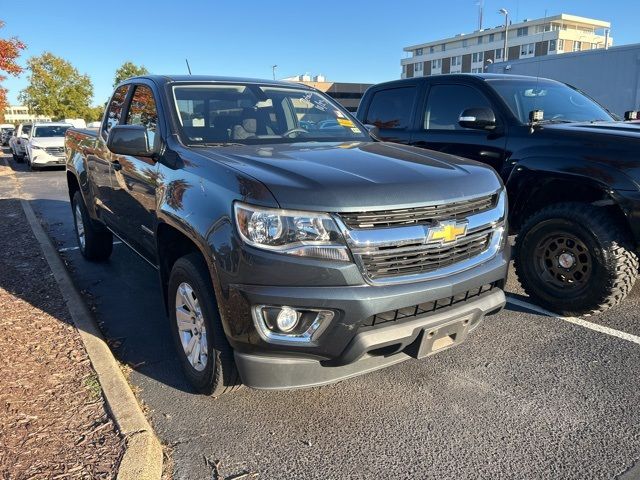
left=71, top=191, right=113, bottom=261
left=515, top=202, right=638, bottom=316
left=168, top=253, right=241, bottom=396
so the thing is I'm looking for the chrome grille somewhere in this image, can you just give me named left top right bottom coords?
left=357, top=227, right=493, bottom=280
left=45, top=146, right=65, bottom=156
left=339, top=194, right=496, bottom=229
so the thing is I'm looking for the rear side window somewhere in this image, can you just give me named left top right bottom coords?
left=126, top=85, right=159, bottom=147
left=424, top=84, right=492, bottom=130
left=365, top=87, right=416, bottom=129
left=103, top=85, right=130, bottom=139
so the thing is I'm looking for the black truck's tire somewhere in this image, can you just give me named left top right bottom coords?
left=514, top=202, right=638, bottom=316
left=168, top=253, right=241, bottom=396
left=71, top=191, right=113, bottom=261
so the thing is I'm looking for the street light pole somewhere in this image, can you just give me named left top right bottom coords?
left=500, top=8, right=509, bottom=62
left=272, top=65, right=278, bottom=80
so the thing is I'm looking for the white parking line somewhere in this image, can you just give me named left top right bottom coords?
left=506, top=295, right=640, bottom=346
left=58, top=241, right=122, bottom=252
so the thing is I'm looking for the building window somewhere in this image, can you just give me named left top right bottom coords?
left=495, top=48, right=503, bottom=59
left=430, top=46, right=435, bottom=53
left=478, top=35, right=483, bottom=44
left=472, top=51, right=484, bottom=63
left=431, top=58, right=442, bottom=70
left=501, top=31, right=506, bottom=40
left=451, top=55, right=462, bottom=67
left=471, top=67, right=483, bottom=73
left=489, top=33, right=495, bottom=42
left=415, top=48, right=423, bottom=56
left=558, top=39, right=564, bottom=51
left=462, top=39, right=468, bottom=47
left=549, top=39, right=556, bottom=51
left=517, top=27, right=529, bottom=37
left=442, top=44, right=446, bottom=51
left=573, top=41, right=582, bottom=52
left=415, top=62, right=423, bottom=72
left=520, top=43, right=534, bottom=57
left=591, top=43, right=598, bottom=49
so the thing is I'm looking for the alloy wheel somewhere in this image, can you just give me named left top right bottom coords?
left=175, top=282, right=208, bottom=372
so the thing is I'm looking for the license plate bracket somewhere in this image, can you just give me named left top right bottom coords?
left=409, top=315, right=473, bottom=359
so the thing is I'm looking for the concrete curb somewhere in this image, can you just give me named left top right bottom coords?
left=4, top=159, right=163, bottom=479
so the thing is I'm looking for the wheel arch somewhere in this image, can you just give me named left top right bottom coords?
left=507, top=169, right=630, bottom=236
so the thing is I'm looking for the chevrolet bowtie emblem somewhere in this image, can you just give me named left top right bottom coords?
left=427, top=221, right=468, bottom=244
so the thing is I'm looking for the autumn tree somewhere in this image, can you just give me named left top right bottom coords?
left=113, top=61, right=149, bottom=87
left=19, top=52, right=93, bottom=120
left=0, top=21, right=26, bottom=122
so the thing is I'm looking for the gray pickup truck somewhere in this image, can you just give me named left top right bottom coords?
left=65, top=75, right=509, bottom=395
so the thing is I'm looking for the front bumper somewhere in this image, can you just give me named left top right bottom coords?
left=31, top=151, right=66, bottom=166
left=225, top=245, right=509, bottom=389
left=235, top=287, right=505, bottom=390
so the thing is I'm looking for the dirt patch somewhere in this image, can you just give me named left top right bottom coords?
left=0, top=172, right=124, bottom=478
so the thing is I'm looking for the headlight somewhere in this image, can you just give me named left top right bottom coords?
left=31, top=144, right=42, bottom=149
left=234, top=202, right=350, bottom=262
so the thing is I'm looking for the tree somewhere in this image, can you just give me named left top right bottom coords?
left=19, top=52, right=93, bottom=120
left=86, top=105, right=104, bottom=122
left=0, top=21, right=26, bottom=122
left=113, top=61, right=149, bottom=87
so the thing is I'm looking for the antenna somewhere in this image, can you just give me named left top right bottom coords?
left=477, top=0, right=484, bottom=30
left=185, top=59, right=192, bottom=75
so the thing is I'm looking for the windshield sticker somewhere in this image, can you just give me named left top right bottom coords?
left=299, top=93, right=329, bottom=111
left=337, top=118, right=355, bottom=128
left=335, top=110, right=345, bottom=118
left=351, top=127, right=362, bottom=133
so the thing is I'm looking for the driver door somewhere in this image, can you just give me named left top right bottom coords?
left=410, top=83, right=508, bottom=173
left=108, top=83, right=161, bottom=262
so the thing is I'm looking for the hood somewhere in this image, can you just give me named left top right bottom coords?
left=192, top=141, right=502, bottom=212
left=30, top=137, right=65, bottom=148
left=545, top=121, right=640, bottom=138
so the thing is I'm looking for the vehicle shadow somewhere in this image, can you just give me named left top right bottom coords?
left=0, top=194, right=195, bottom=395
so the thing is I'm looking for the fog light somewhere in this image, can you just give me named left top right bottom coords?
left=253, top=305, right=335, bottom=344
left=276, top=307, right=299, bottom=332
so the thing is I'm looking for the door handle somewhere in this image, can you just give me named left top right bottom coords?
left=112, top=160, right=122, bottom=171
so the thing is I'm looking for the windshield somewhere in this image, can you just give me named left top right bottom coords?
left=172, top=83, right=369, bottom=145
left=33, top=125, right=71, bottom=137
left=487, top=79, right=614, bottom=124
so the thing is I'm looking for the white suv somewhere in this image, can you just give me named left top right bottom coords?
left=25, top=123, right=72, bottom=170
left=9, top=123, right=32, bottom=162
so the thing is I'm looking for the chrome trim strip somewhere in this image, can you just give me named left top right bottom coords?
left=335, top=190, right=506, bottom=249
left=251, top=306, right=334, bottom=346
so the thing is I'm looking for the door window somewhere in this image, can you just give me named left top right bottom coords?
left=424, top=84, right=492, bottom=130
left=126, top=85, right=159, bottom=148
left=364, top=87, right=416, bottom=130
left=103, top=85, right=130, bottom=139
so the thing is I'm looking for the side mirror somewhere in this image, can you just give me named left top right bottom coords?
left=458, top=108, right=497, bottom=130
left=364, top=124, right=381, bottom=140
left=107, top=125, right=158, bottom=157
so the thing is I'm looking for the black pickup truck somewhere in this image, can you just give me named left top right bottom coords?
left=357, top=74, right=640, bottom=316
left=65, top=75, right=508, bottom=395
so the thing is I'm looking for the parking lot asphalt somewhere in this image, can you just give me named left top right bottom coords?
left=4, top=149, right=640, bottom=480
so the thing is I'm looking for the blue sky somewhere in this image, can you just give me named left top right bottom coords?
left=2, top=0, right=639, bottom=106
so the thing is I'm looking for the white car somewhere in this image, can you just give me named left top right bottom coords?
left=25, top=123, right=72, bottom=171
left=9, top=123, right=32, bottom=162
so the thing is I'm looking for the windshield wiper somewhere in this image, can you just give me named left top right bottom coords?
left=188, top=142, right=245, bottom=147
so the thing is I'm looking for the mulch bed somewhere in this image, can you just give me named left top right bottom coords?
left=0, top=172, right=124, bottom=478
